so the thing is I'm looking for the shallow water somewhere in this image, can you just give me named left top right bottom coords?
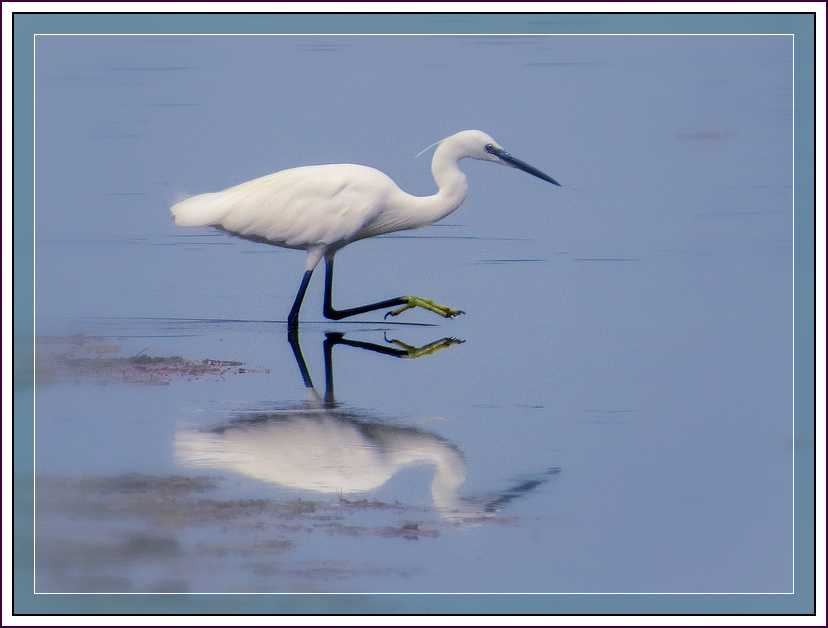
left=31, top=33, right=793, bottom=594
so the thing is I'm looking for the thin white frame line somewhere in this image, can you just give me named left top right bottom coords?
left=29, top=31, right=801, bottom=597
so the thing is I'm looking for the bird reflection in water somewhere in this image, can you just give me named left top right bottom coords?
left=175, top=330, right=559, bottom=519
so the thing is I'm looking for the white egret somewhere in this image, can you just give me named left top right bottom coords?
left=171, top=129, right=560, bottom=327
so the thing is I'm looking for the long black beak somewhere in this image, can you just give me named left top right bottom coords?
left=486, top=145, right=561, bottom=186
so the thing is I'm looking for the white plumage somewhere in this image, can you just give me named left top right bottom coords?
left=171, top=130, right=559, bottom=326
left=174, top=165, right=392, bottom=251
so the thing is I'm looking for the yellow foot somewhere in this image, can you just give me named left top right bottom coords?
left=386, top=337, right=465, bottom=358
left=385, top=296, right=465, bottom=319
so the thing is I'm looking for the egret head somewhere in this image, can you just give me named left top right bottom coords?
left=432, top=130, right=561, bottom=186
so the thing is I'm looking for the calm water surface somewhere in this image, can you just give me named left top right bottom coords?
left=32, top=34, right=793, bottom=594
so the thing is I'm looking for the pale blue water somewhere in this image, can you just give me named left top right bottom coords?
left=31, top=33, right=793, bottom=595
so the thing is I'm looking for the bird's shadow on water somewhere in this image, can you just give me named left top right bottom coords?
left=174, top=327, right=561, bottom=520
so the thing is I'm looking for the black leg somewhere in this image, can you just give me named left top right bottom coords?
left=324, top=331, right=410, bottom=358
left=322, top=256, right=407, bottom=321
left=323, top=330, right=463, bottom=361
left=288, top=269, right=314, bottom=329
left=287, top=325, right=314, bottom=389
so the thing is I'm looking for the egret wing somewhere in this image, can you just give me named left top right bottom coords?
left=173, top=164, right=394, bottom=250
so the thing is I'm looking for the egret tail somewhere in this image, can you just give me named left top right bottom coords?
left=171, top=192, right=231, bottom=227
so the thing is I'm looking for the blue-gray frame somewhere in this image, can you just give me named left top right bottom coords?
left=11, top=10, right=816, bottom=617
